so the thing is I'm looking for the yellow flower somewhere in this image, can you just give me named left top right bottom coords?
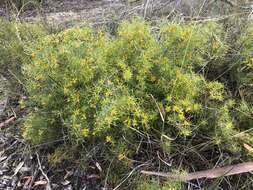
left=172, top=105, right=180, bottom=112
left=81, top=128, right=89, bottom=137
left=212, top=41, right=220, bottom=50
left=72, top=123, right=81, bottom=129
left=150, top=75, right=156, bottom=82
left=72, top=94, right=80, bottom=104
left=132, top=119, right=138, bottom=127
left=106, top=136, right=113, bottom=143
left=63, top=86, right=70, bottom=94
left=118, top=153, right=125, bottom=161
left=105, top=116, right=113, bottom=125
left=34, top=60, right=41, bottom=65
left=59, top=47, right=66, bottom=54
left=73, top=109, right=80, bottom=116
left=107, top=80, right=113, bottom=85
left=127, top=96, right=135, bottom=105
left=165, top=106, right=171, bottom=112
left=105, top=90, right=112, bottom=97
left=123, top=118, right=131, bottom=128
left=35, top=74, right=44, bottom=80
left=191, top=104, right=201, bottom=111
left=123, top=69, right=132, bottom=81
left=74, top=42, right=81, bottom=48
left=178, top=113, right=185, bottom=121
left=19, top=99, right=26, bottom=109
left=181, top=128, right=191, bottom=136
left=180, top=99, right=190, bottom=106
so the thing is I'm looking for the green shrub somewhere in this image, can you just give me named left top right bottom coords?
left=0, top=19, right=48, bottom=91
left=23, top=19, right=232, bottom=147
left=233, top=24, right=253, bottom=149
left=22, top=18, right=253, bottom=188
left=160, top=22, right=228, bottom=70
left=239, top=24, right=253, bottom=103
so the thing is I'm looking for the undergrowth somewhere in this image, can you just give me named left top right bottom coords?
left=0, top=19, right=48, bottom=94
left=1, top=18, right=253, bottom=189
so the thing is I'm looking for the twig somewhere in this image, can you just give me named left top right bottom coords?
left=36, top=153, right=52, bottom=190
left=0, top=116, right=16, bottom=128
left=8, top=69, right=25, bottom=87
left=141, top=161, right=253, bottom=182
left=28, top=168, right=39, bottom=190
left=10, top=107, right=17, bottom=118
left=113, top=163, right=148, bottom=190
left=143, top=0, right=150, bottom=19
left=104, top=158, right=115, bottom=189
left=166, top=0, right=182, bottom=19
left=157, top=151, right=172, bottom=167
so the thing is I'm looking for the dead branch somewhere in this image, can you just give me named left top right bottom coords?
left=141, top=161, right=253, bottom=181
left=113, top=163, right=149, bottom=190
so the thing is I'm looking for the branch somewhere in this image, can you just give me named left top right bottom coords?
left=141, top=161, right=253, bottom=182
left=0, top=116, right=15, bottom=128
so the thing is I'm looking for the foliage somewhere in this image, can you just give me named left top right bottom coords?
left=234, top=24, right=253, bottom=155
left=0, top=19, right=48, bottom=91
left=23, top=19, right=227, bottom=144
left=160, top=22, right=228, bottom=69
left=19, top=18, right=253, bottom=189
left=136, top=178, right=182, bottom=190
left=239, top=24, right=253, bottom=103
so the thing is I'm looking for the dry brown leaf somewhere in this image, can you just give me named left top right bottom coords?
left=23, top=176, right=32, bottom=189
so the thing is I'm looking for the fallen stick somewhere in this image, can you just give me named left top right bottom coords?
left=0, top=116, right=16, bottom=128
left=36, top=153, right=52, bottom=190
left=141, top=161, right=253, bottom=182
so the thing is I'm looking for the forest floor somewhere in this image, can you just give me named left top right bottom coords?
left=0, top=0, right=175, bottom=29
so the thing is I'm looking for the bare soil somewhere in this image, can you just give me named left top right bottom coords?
left=1, top=0, right=237, bottom=28
left=1, top=0, right=172, bottom=28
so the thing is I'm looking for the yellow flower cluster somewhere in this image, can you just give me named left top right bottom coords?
left=23, top=19, right=235, bottom=156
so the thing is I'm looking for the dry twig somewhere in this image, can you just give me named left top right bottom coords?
left=36, top=153, right=52, bottom=190
left=141, top=161, right=253, bottom=181
left=0, top=116, right=15, bottom=128
left=113, top=163, right=148, bottom=190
